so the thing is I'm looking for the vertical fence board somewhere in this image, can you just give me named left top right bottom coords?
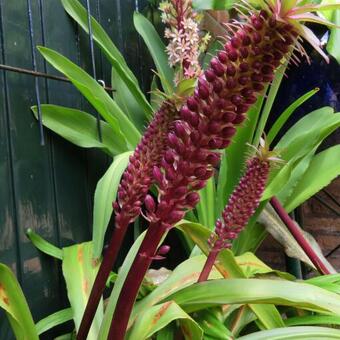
left=0, top=1, right=20, bottom=337
left=0, top=0, right=63, bottom=330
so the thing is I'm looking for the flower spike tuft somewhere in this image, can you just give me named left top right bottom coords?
left=251, top=0, right=340, bottom=63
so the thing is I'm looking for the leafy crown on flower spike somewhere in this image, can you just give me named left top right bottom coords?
left=245, top=0, right=340, bottom=62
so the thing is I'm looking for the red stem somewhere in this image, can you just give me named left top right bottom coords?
left=270, top=197, right=331, bottom=275
left=77, top=219, right=129, bottom=340
left=197, top=247, right=220, bottom=282
left=108, top=222, right=166, bottom=339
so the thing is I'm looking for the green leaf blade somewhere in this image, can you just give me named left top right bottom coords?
left=36, top=308, right=73, bottom=335
left=128, top=301, right=203, bottom=340
left=92, top=151, right=132, bottom=259
left=285, top=145, right=340, bottom=212
left=38, top=46, right=140, bottom=149
left=133, top=12, right=174, bottom=94
left=32, top=104, right=121, bottom=155
left=0, top=264, right=39, bottom=340
left=62, top=242, right=103, bottom=339
left=267, top=88, right=320, bottom=144
left=238, top=326, right=340, bottom=339
left=26, top=228, right=63, bottom=260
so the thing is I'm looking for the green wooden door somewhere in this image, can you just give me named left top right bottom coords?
left=0, top=0, right=151, bottom=338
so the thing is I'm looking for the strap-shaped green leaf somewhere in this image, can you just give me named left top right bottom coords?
left=36, top=308, right=73, bottom=335
left=267, top=88, right=319, bottom=144
left=165, top=278, right=340, bottom=315
left=238, top=326, right=340, bottom=339
left=62, top=242, right=103, bottom=340
left=285, top=145, right=340, bottom=212
left=0, top=264, right=38, bottom=340
left=133, top=12, right=174, bottom=94
left=92, top=151, right=132, bottom=259
left=38, top=46, right=140, bottom=149
left=127, top=301, right=203, bottom=340
left=32, top=104, right=123, bottom=156
left=26, top=228, right=63, bottom=260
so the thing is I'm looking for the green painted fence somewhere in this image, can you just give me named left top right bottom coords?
left=0, top=0, right=152, bottom=338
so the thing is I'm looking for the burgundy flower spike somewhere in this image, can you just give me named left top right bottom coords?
left=198, top=140, right=276, bottom=282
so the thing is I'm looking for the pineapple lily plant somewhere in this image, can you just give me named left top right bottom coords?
left=1, top=0, right=340, bottom=339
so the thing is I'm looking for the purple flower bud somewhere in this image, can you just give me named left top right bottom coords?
left=252, top=46, right=261, bottom=56
left=261, top=65, right=274, bottom=75
left=225, top=231, right=238, bottom=240
left=190, top=130, right=200, bottom=143
left=222, top=111, right=237, bottom=122
left=180, top=106, right=192, bottom=122
left=273, top=51, right=283, bottom=60
left=168, top=133, right=179, bottom=148
left=251, top=17, right=263, bottom=30
left=194, top=166, right=207, bottom=178
left=236, top=104, right=250, bottom=114
left=216, top=98, right=228, bottom=110
left=231, top=95, right=243, bottom=105
left=205, top=69, right=216, bottom=82
left=238, top=76, right=250, bottom=86
left=274, top=40, right=289, bottom=53
left=113, top=201, right=120, bottom=213
left=262, top=54, right=273, bottom=63
left=206, top=152, right=221, bottom=166
left=187, top=97, right=199, bottom=112
left=195, top=150, right=207, bottom=162
left=208, top=138, right=222, bottom=149
left=218, top=51, right=228, bottom=64
left=168, top=210, right=185, bottom=224
left=153, top=166, right=163, bottom=184
left=191, top=180, right=207, bottom=191
left=198, top=85, right=210, bottom=99
left=251, top=72, right=262, bottom=81
left=233, top=114, right=247, bottom=124
left=185, top=192, right=200, bottom=207
left=252, top=32, right=262, bottom=44
left=226, top=64, right=236, bottom=76
left=253, top=83, right=265, bottom=92
left=220, top=139, right=232, bottom=148
left=188, top=112, right=199, bottom=127
left=226, top=78, right=237, bottom=89
left=175, top=122, right=187, bottom=139
left=213, top=79, right=223, bottom=93
left=208, top=121, right=220, bottom=134
left=227, top=49, right=238, bottom=62
left=246, top=95, right=257, bottom=104
left=239, top=47, right=249, bottom=59
left=240, top=62, right=249, bottom=72
left=210, top=58, right=225, bottom=77
left=231, top=37, right=241, bottom=48
left=241, top=88, right=254, bottom=98
left=263, top=74, right=274, bottom=82
left=145, top=195, right=156, bottom=213
left=221, top=126, right=236, bottom=138
left=158, top=245, right=171, bottom=255
left=174, top=186, right=188, bottom=198
left=164, top=150, right=175, bottom=164
left=165, top=165, right=177, bottom=181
